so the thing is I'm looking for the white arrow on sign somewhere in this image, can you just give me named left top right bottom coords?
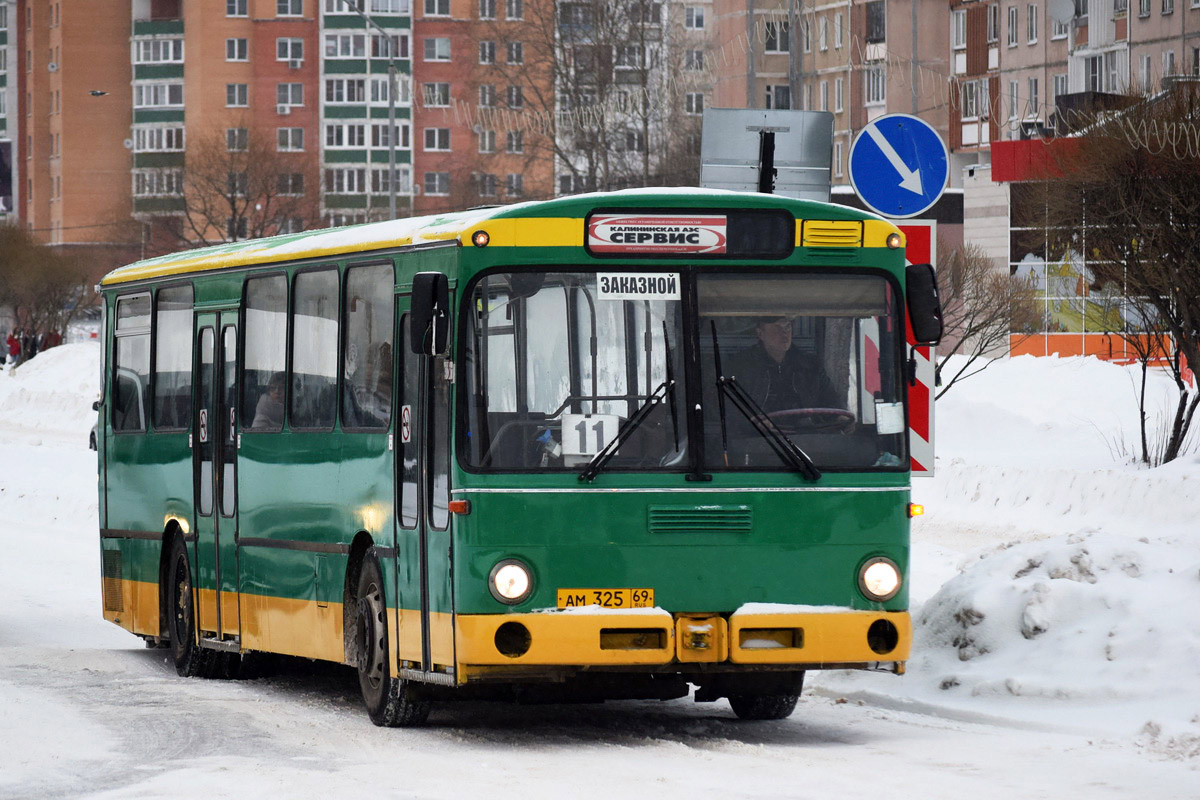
left=865, top=123, right=924, bottom=195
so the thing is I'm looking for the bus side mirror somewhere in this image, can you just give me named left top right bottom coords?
left=905, top=263, right=943, bottom=346
left=410, top=272, right=450, bottom=356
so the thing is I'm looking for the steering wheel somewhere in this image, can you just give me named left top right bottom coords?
left=766, top=408, right=856, bottom=434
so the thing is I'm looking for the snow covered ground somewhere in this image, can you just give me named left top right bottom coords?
left=1, top=345, right=1198, bottom=798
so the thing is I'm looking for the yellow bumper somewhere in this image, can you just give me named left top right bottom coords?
left=455, top=609, right=910, bottom=669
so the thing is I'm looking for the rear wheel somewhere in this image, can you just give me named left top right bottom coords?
left=728, top=693, right=800, bottom=720
left=355, top=553, right=431, bottom=727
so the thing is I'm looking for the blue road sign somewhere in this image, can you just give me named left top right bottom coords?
left=848, top=114, right=949, bottom=219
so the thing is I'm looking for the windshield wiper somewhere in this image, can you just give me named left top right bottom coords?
left=579, top=378, right=675, bottom=482
left=710, top=321, right=821, bottom=482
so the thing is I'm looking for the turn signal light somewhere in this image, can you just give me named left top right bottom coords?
left=449, top=499, right=472, bottom=515
left=471, top=229, right=490, bottom=247
left=908, top=503, right=924, bottom=518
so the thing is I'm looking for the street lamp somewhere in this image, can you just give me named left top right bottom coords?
left=343, top=5, right=401, bottom=220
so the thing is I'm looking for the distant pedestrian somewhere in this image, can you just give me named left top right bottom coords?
left=6, top=329, right=21, bottom=371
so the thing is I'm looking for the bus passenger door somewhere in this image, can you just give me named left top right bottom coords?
left=192, top=312, right=241, bottom=644
left=394, top=300, right=455, bottom=678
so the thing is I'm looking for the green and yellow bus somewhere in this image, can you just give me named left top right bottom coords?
left=97, top=189, right=942, bottom=725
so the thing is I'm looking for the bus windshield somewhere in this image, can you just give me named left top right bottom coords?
left=462, top=269, right=906, bottom=473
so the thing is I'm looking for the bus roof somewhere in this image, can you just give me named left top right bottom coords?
left=100, top=188, right=895, bottom=287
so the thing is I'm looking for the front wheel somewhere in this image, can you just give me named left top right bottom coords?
left=728, top=693, right=800, bottom=720
left=354, top=553, right=432, bottom=727
left=167, top=536, right=220, bottom=678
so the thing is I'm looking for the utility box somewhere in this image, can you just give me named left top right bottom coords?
left=700, top=109, right=834, bottom=202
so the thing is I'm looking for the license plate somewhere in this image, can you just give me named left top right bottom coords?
left=556, top=588, right=655, bottom=609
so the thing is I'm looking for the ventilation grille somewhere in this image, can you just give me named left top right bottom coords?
left=648, top=505, right=752, bottom=534
left=802, top=220, right=863, bottom=247
left=102, top=549, right=124, bottom=612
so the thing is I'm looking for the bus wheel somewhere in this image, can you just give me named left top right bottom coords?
left=354, top=555, right=431, bottom=727
left=167, top=536, right=216, bottom=678
left=728, top=693, right=800, bottom=721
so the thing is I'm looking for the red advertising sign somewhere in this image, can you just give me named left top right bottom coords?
left=587, top=214, right=727, bottom=254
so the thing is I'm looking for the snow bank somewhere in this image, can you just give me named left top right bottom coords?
left=0, top=343, right=100, bottom=441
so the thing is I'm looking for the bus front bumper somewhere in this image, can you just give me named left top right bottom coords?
left=454, top=608, right=910, bottom=673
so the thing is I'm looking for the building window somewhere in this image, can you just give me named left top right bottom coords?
left=277, top=38, right=304, bottom=62
left=987, top=4, right=1000, bottom=41
left=765, top=84, right=790, bottom=109
left=326, top=78, right=366, bottom=103
left=226, top=38, right=248, bottom=61
left=685, top=49, right=704, bottom=70
left=372, top=167, right=411, bottom=194
left=277, top=0, right=303, bottom=14
left=1026, top=76, right=1039, bottom=117
left=227, top=172, right=249, bottom=197
left=952, top=9, right=966, bottom=49
left=424, top=172, right=450, bottom=196
left=506, top=130, right=524, bottom=153
left=326, top=123, right=366, bottom=148
left=1138, top=0, right=1151, bottom=14
left=227, top=0, right=247, bottom=16
left=226, top=83, right=249, bottom=107
left=1163, top=0, right=1174, bottom=13
left=479, top=84, right=496, bottom=106
left=685, top=92, right=704, bottom=114
left=865, top=1, right=885, bottom=43
left=507, top=85, right=524, bottom=108
left=371, top=76, right=411, bottom=105
left=1052, top=73, right=1068, bottom=107
left=835, top=12, right=844, bottom=47
left=424, top=37, right=450, bottom=61
left=133, top=169, right=183, bottom=198
left=423, top=82, right=451, bottom=106
left=325, top=167, right=367, bottom=194
left=506, top=0, right=524, bottom=19
left=1027, top=4, right=1037, bottom=43
left=425, top=0, right=450, bottom=15
left=684, top=6, right=705, bottom=28
left=480, top=0, right=496, bottom=18
left=818, top=17, right=828, bottom=50
left=133, top=126, right=186, bottom=152
left=371, top=33, right=408, bottom=58
left=134, top=82, right=184, bottom=108
left=133, top=39, right=184, bottom=64
left=961, top=80, right=979, bottom=119
left=478, top=173, right=498, bottom=197
left=865, top=64, right=886, bottom=103
left=819, top=80, right=828, bottom=111
left=766, top=20, right=789, bottom=53
left=277, top=82, right=304, bottom=106
left=506, top=173, right=523, bottom=196
left=802, top=20, right=811, bottom=52
left=478, top=129, right=496, bottom=153
left=835, top=77, right=844, bottom=112
left=277, top=127, right=305, bottom=151
left=372, top=122, right=410, bottom=148
left=1007, top=6, right=1018, bottom=45
left=226, top=128, right=249, bottom=152
left=1164, top=49, right=1175, bottom=75
left=1140, top=54, right=1152, bottom=87
left=834, top=142, right=844, bottom=177
left=507, top=41, right=524, bottom=64
left=1052, top=16, right=1069, bottom=37
left=480, top=41, right=495, bottom=64
left=325, top=33, right=366, bottom=58
left=423, top=127, right=451, bottom=150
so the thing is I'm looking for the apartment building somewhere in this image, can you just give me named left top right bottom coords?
left=0, top=1, right=14, bottom=220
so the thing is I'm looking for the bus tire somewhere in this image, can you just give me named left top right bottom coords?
left=354, top=554, right=431, bottom=727
left=166, top=536, right=225, bottom=679
left=728, top=693, right=800, bottom=721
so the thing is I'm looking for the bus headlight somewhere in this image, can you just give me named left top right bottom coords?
left=489, top=559, right=533, bottom=604
left=858, top=557, right=902, bottom=602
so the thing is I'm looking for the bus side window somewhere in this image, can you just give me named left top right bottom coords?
left=113, top=294, right=151, bottom=432
left=152, top=284, right=194, bottom=430
left=291, top=268, right=339, bottom=430
left=242, top=275, right=288, bottom=432
left=342, top=264, right=393, bottom=430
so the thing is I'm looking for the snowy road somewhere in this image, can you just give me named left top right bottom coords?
left=2, top=347, right=1197, bottom=799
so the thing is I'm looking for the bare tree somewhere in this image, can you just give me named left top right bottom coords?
left=934, top=240, right=1040, bottom=399
left=1038, top=86, right=1200, bottom=464
left=148, top=126, right=321, bottom=249
left=0, top=224, right=98, bottom=349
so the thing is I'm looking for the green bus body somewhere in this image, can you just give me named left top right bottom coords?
left=97, top=191, right=922, bottom=721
